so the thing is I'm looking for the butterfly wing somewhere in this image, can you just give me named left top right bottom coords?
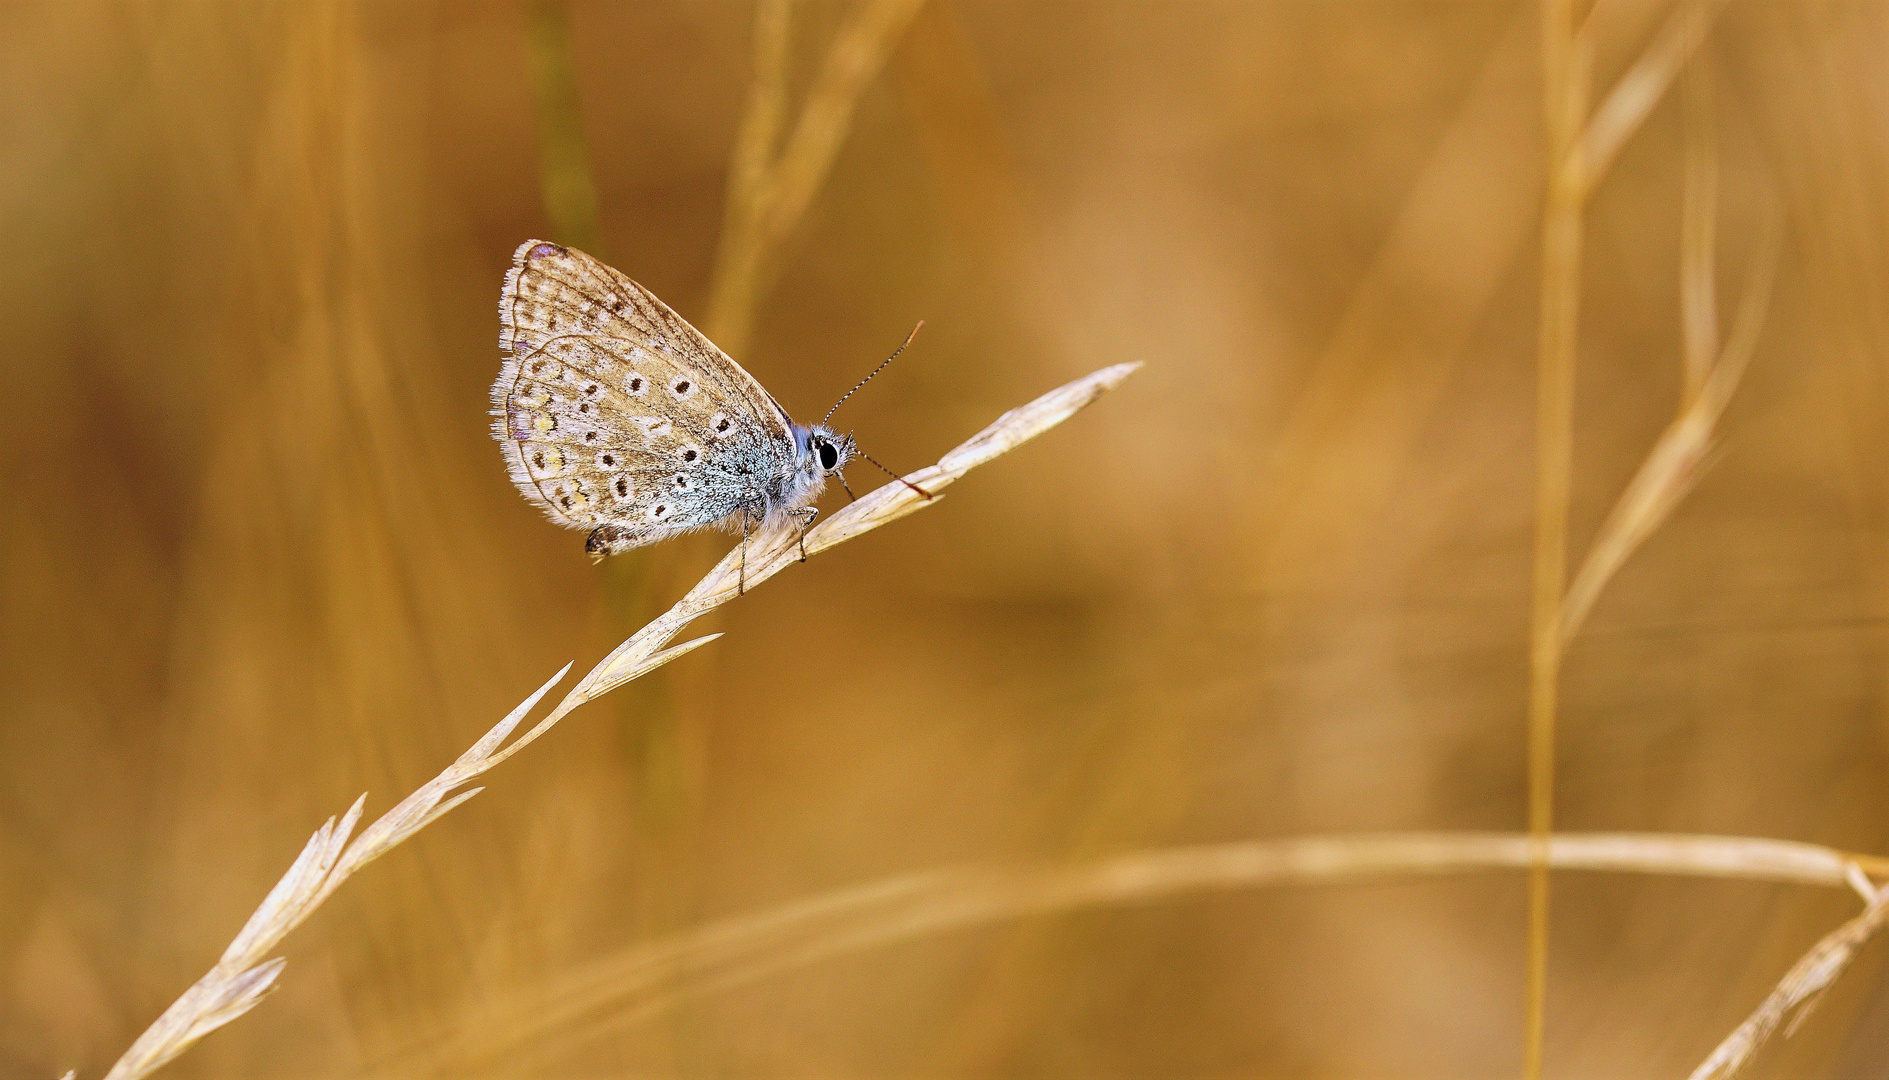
left=491, top=241, right=798, bottom=548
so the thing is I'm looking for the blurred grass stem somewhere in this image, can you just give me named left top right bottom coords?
left=1572, top=0, right=1730, bottom=199
left=706, top=0, right=792, bottom=348
left=1526, top=4, right=1731, bottom=1071
left=390, top=830, right=1889, bottom=1071
left=1689, top=876, right=1889, bottom=1080
left=1526, top=2, right=1586, bottom=1074
left=1561, top=210, right=1778, bottom=642
left=705, top=0, right=927, bottom=354
left=524, top=0, right=605, bottom=256
left=1680, top=38, right=1718, bottom=406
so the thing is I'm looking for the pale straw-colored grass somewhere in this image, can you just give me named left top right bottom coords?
left=1527, top=1, right=1882, bottom=1071
left=1520, top=3, right=1889, bottom=1074
left=706, top=0, right=929, bottom=355
left=1571, top=0, right=1731, bottom=201
left=706, top=0, right=792, bottom=349
left=378, top=831, right=1889, bottom=1073
left=1526, top=1, right=1731, bottom=1073
left=1679, top=31, right=1718, bottom=407
left=1559, top=208, right=1778, bottom=643
left=1690, top=870, right=1889, bottom=1080
left=84, top=361, right=1139, bottom=1080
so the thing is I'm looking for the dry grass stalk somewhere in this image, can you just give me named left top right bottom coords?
left=706, top=0, right=793, bottom=346
left=386, top=830, right=1889, bottom=1070
left=88, top=361, right=1139, bottom=1080
left=1524, top=2, right=1589, bottom=1073
left=1572, top=0, right=1730, bottom=200
left=705, top=0, right=928, bottom=354
left=1526, top=3, right=1731, bottom=1071
left=1689, top=872, right=1889, bottom=1080
left=1543, top=6, right=1871, bottom=1072
left=1560, top=212, right=1779, bottom=642
left=1680, top=39, right=1718, bottom=406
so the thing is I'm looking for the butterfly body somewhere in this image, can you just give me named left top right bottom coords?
left=491, top=241, right=855, bottom=558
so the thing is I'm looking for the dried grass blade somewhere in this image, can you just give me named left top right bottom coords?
left=938, top=362, right=1142, bottom=474
left=806, top=362, right=1141, bottom=557
left=1526, top=0, right=1589, bottom=1071
left=1680, top=47, right=1718, bottom=405
left=458, top=662, right=572, bottom=766
left=707, top=0, right=925, bottom=355
left=212, top=817, right=337, bottom=965
left=760, top=0, right=927, bottom=262
left=704, top=0, right=794, bottom=348
left=1560, top=409, right=1714, bottom=642
left=1559, top=213, right=1778, bottom=642
left=1689, top=888, right=1889, bottom=1080
left=406, top=787, right=486, bottom=835
left=581, top=633, right=725, bottom=702
left=1574, top=0, right=1729, bottom=198
left=176, top=959, right=286, bottom=1041
left=219, top=794, right=363, bottom=965
left=100, top=959, right=288, bottom=1080
left=392, top=831, right=1884, bottom=1070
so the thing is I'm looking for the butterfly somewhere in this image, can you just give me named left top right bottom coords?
left=491, top=240, right=921, bottom=575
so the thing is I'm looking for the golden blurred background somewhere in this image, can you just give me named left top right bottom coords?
left=6, top=1, right=1889, bottom=1076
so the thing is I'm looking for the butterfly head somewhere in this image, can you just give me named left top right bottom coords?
left=808, top=425, right=856, bottom=475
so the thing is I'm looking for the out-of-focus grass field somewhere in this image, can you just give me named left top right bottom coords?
left=5, top=2, right=1889, bottom=1077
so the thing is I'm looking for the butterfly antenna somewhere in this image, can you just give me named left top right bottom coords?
left=857, top=448, right=933, bottom=500
left=823, top=321, right=923, bottom=427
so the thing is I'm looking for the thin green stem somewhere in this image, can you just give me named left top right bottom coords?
left=523, top=0, right=604, bottom=256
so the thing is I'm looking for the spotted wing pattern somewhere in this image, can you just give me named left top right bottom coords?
left=491, top=241, right=798, bottom=549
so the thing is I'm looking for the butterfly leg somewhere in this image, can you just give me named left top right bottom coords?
left=785, top=506, right=819, bottom=561
left=738, top=506, right=752, bottom=595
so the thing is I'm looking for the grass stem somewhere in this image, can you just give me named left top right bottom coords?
left=705, top=0, right=927, bottom=356
left=88, top=362, right=1138, bottom=1080
left=384, top=830, right=1889, bottom=1071
left=1525, top=2, right=1586, bottom=1074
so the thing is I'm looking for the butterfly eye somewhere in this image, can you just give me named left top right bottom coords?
left=817, top=440, right=840, bottom=471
